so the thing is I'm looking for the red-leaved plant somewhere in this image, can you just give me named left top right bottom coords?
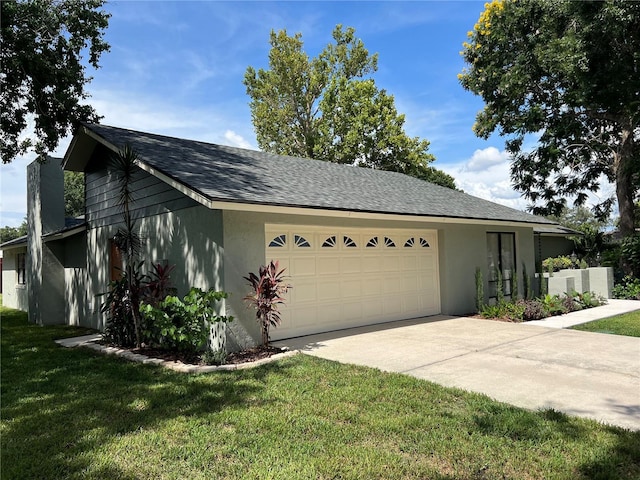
left=243, top=260, right=291, bottom=346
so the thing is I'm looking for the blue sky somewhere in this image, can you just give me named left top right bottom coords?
left=0, top=0, right=614, bottom=228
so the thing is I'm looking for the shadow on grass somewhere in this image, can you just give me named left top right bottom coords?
left=0, top=308, right=293, bottom=479
left=473, top=403, right=640, bottom=479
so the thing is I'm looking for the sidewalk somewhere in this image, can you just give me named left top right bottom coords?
left=524, top=298, right=640, bottom=329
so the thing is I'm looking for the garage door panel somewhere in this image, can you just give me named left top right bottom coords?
left=266, top=226, right=440, bottom=340
left=341, top=278, right=362, bottom=298
left=341, top=257, right=362, bottom=274
left=342, top=301, right=362, bottom=320
left=362, top=256, right=381, bottom=273
left=291, top=281, right=317, bottom=303
left=291, top=257, right=316, bottom=276
left=318, top=257, right=340, bottom=275
left=317, top=280, right=340, bottom=299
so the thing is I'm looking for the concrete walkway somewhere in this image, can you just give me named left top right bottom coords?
left=275, top=300, right=640, bottom=431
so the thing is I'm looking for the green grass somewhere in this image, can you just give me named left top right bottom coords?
left=571, top=310, right=640, bottom=337
left=2, top=305, right=639, bottom=480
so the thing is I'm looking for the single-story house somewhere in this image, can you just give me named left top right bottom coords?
left=2, top=123, right=561, bottom=348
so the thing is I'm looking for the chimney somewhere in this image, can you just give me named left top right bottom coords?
left=27, top=157, right=65, bottom=324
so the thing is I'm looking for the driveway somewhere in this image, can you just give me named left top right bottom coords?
left=275, top=315, right=640, bottom=431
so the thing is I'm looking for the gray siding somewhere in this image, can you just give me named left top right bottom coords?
left=85, top=146, right=197, bottom=228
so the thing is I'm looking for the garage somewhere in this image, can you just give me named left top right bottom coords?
left=265, top=225, right=440, bottom=340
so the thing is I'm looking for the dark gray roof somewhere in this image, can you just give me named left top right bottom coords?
left=534, top=225, right=583, bottom=236
left=42, top=217, right=87, bottom=238
left=82, top=123, right=556, bottom=226
left=0, top=235, right=27, bottom=249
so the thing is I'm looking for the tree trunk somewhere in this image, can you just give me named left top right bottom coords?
left=615, top=126, right=636, bottom=238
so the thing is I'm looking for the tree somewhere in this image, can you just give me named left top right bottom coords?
left=459, top=0, right=639, bottom=236
left=546, top=206, right=611, bottom=233
left=64, top=171, right=85, bottom=218
left=1, top=0, right=110, bottom=163
left=0, top=220, right=27, bottom=244
left=245, top=25, right=457, bottom=189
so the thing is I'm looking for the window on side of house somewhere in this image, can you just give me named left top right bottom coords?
left=110, top=240, right=123, bottom=282
left=17, top=252, right=26, bottom=285
left=487, top=232, right=516, bottom=299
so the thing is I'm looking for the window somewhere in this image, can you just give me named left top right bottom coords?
left=110, top=240, right=123, bottom=282
left=322, top=236, right=336, bottom=247
left=487, top=233, right=515, bottom=299
left=294, top=235, right=310, bottom=247
left=268, top=234, right=287, bottom=247
left=366, top=237, right=379, bottom=247
left=343, top=236, right=357, bottom=247
left=17, top=253, right=26, bottom=285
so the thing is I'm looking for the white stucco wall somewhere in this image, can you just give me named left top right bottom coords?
left=1, top=248, right=28, bottom=311
left=222, top=210, right=537, bottom=346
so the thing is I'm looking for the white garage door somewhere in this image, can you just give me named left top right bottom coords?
left=265, top=225, right=440, bottom=340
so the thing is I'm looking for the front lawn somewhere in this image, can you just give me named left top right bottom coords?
left=2, top=305, right=639, bottom=480
left=571, top=309, right=640, bottom=337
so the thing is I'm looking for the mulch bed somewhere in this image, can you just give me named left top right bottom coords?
left=100, top=342, right=286, bottom=366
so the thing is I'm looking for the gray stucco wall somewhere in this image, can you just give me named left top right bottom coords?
left=222, top=210, right=537, bottom=346
left=27, top=159, right=66, bottom=325
left=1, top=248, right=28, bottom=311
left=86, top=205, right=224, bottom=330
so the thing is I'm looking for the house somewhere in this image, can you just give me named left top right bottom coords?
left=1, top=123, right=559, bottom=349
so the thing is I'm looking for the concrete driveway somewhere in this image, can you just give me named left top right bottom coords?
left=275, top=315, right=640, bottom=431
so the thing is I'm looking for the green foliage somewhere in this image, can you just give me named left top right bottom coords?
left=459, top=0, right=639, bottom=234
left=141, top=288, right=232, bottom=353
left=540, top=294, right=568, bottom=317
left=244, top=25, right=456, bottom=189
left=475, top=267, right=484, bottom=312
left=511, top=268, right=518, bottom=300
left=619, top=235, right=640, bottom=277
left=612, top=275, right=640, bottom=300
left=109, top=145, right=144, bottom=348
left=0, top=219, right=27, bottom=243
left=3, top=308, right=640, bottom=479
left=542, top=256, right=574, bottom=273
left=520, top=299, right=547, bottom=321
left=480, top=292, right=606, bottom=322
left=100, top=262, right=145, bottom=348
left=64, top=171, right=85, bottom=218
left=201, top=348, right=227, bottom=366
left=522, top=263, right=533, bottom=300
left=495, top=268, right=504, bottom=304
left=546, top=206, right=611, bottom=233
left=244, top=260, right=291, bottom=346
left=480, top=300, right=525, bottom=322
left=1, top=0, right=110, bottom=163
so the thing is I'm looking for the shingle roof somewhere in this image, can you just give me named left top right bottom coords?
left=0, top=235, right=27, bottom=249
left=82, top=123, right=556, bottom=226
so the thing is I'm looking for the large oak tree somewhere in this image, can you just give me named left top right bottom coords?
left=244, top=25, right=456, bottom=189
left=1, top=0, right=110, bottom=163
left=459, top=0, right=639, bottom=236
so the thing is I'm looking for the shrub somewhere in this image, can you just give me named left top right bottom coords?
left=519, top=299, right=547, bottom=321
left=141, top=288, right=233, bottom=353
left=541, top=256, right=574, bottom=273
left=480, top=300, right=524, bottom=322
left=561, top=291, right=582, bottom=313
left=540, top=294, right=567, bottom=316
left=575, top=291, right=606, bottom=309
left=475, top=267, right=484, bottom=312
left=202, top=348, right=227, bottom=366
left=100, top=261, right=146, bottom=348
left=613, top=275, right=640, bottom=300
left=244, top=260, right=291, bottom=346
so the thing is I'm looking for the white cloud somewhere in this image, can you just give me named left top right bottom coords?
left=224, top=130, right=253, bottom=149
left=464, top=146, right=510, bottom=172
